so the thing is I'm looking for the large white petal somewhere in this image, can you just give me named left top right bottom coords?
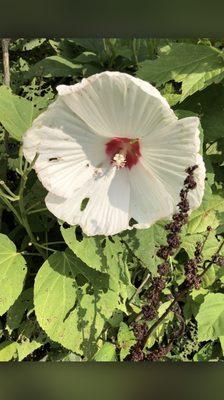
left=129, top=163, right=174, bottom=229
left=140, top=116, right=205, bottom=210
left=23, top=98, right=108, bottom=198
left=45, top=167, right=130, bottom=236
left=57, top=71, right=176, bottom=139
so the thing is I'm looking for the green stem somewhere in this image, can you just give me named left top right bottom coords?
left=0, top=180, right=19, bottom=199
left=18, top=145, right=24, bottom=176
left=129, top=272, right=150, bottom=305
left=103, top=39, right=115, bottom=68
left=0, top=190, right=23, bottom=225
left=0, top=39, right=10, bottom=231
left=27, top=200, right=43, bottom=212
left=21, top=251, right=43, bottom=257
left=141, top=238, right=224, bottom=346
left=36, top=243, right=56, bottom=253
left=42, top=241, right=65, bottom=245
left=18, top=154, right=45, bottom=258
left=45, top=230, right=48, bottom=258
left=0, top=190, right=18, bottom=202
left=27, top=207, right=48, bottom=215
left=132, top=38, right=138, bottom=67
left=2, top=39, right=10, bottom=86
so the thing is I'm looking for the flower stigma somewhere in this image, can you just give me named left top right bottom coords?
left=105, top=137, right=141, bottom=169
left=112, top=153, right=126, bottom=169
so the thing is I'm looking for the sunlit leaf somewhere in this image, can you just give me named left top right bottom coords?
left=137, top=43, right=224, bottom=103
left=0, top=86, right=35, bottom=141
left=0, top=234, right=27, bottom=316
left=196, top=293, right=224, bottom=341
left=93, top=342, right=117, bottom=361
left=34, top=249, right=119, bottom=357
left=117, top=322, right=136, bottom=361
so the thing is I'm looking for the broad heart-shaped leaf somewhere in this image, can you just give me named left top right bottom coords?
left=61, top=227, right=135, bottom=311
left=93, top=342, right=117, bottom=362
left=176, top=84, right=224, bottom=195
left=10, top=38, right=46, bottom=51
left=34, top=249, right=120, bottom=357
left=0, top=86, right=35, bottom=141
left=181, top=231, right=222, bottom=260
left=193, top=343, right=214, bottom=362
left=117, top=322, right=136, bottom=361
left=187, top=192, right=224, bottom=234
left=0, top=234, right=27, bottom=316
left=61, top=227, right=105, bottom=272
left=219, top=336, right=224, bottom=356
left=183, top=288, right=208, bottom=321
left=137, top=43, right=224, bottom=103
left=17, top=339, right=43, bottom=362
left=7, top=288, right=33, bottom=331
left=26, top=56, right=82, bottom=78
left=181, top=84, right=224, bottom=143
left=21, top=38, right=46, bottom=51
left=62, top=226, right=134, bottom=280
left=119, top=223, right=167, bottom=275
left=16, top=319, right=47, bottom=361
left=71, top=39, right=105, bottom=54
left=0, top=341, right=17, bottom=361
left=196, top=293, right=224, bottom=341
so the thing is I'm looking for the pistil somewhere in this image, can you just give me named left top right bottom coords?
left=105, top=137, right=141, bottom=169
left=112, top=153, right=126, bottom=169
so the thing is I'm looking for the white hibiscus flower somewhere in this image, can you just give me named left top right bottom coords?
left=23, top=71, right=205, bottom=236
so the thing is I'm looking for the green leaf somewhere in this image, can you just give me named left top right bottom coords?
left=219, top=336, right=224, bottom=356
left=27, top=56, right=81, bottom=78
left=7, top=288, right=33, bottom=331
left=7, top=157, right=20, bottom=172
left=181, top=231, right=221, bottom=260
left=144, top=300, right=174, bottom=349
left=0, top=341, right=17, bottom=361
left=93, top=342, right=117, bottom=361
left=61, top=227, right=105, bottom=272
left=34, top=249, right=119, bottom=357
left=196, top=293, right=224, bottom=341
left=74, top=51, right=99, bottom=64
left=0, top=234, right=27, bottom=316
left=61, top=228, right=134, bottom=311
left=137, top=43, right=224, bottom=103
left=181, top=84, right=224, bottom=143
left=201, top=85, right=224, bottom=143
left=22, top=39, right=46, bottom=51
left=16, top=319, right=47, bottom=361
left=10, top=38, right=46, bottom=51
left=117, top=322, right=136, bottom=361
left=201, top=266, right=217, bottom=288
left=108, top=310, right=123, bottom=328
left=187, top=192, right=224, bottom=234
left=17, top=340, right=43, bottom=362
left=120, top=223, right=167, bottom=275
left=72, top=39, right=104, bottom=54
left=193, top=343, right=214, bottom=361
left=184, top=288, right=208, bottom=320
left=0, top=86, right=35, bottom=141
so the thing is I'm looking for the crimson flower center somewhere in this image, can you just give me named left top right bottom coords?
left=105, top=137, right=141, bottom=169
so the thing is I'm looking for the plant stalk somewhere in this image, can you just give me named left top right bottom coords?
left=0, top=39, right=10, bottom=231
left=142, top=238, right=224, bottom=347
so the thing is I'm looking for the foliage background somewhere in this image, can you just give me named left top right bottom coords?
left=0, top=38, right=224, bottom=361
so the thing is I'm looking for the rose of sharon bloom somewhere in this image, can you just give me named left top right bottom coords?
left=23, top=71, right=205, bottom=236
